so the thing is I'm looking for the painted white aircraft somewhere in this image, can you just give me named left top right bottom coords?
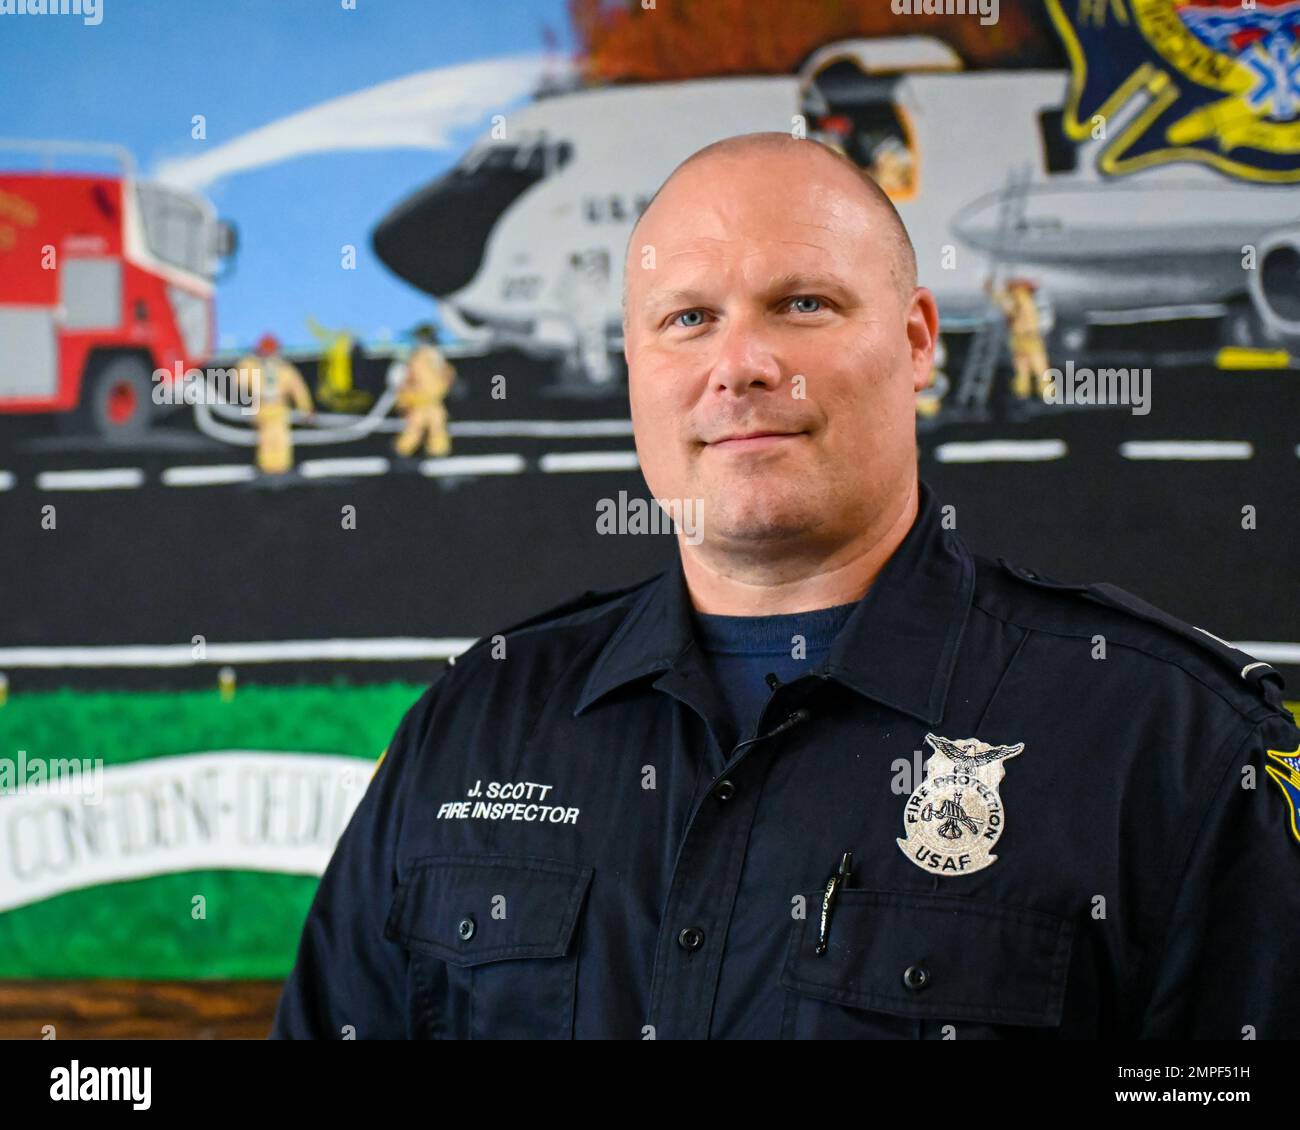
left=371, top=36, right=1300, bottom=381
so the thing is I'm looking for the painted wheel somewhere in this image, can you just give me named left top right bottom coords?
left=80, top=356, right=154, bottom=440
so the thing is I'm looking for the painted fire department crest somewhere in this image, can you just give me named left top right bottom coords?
left=1049, top=0, right=1300, bottom=182
left=897, top=733, right=1024, bottom=876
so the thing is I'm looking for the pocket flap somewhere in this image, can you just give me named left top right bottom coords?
left=384, top=854, right=593, bottom=966
left=782, top=889, right=1073, bottom=1027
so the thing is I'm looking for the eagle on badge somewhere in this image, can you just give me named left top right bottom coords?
left=922, top=733, right=1025, bottom=771
left=897, top=733, right=1024, bottom=876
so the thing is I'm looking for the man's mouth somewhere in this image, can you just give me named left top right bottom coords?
left=707, top=430, right=805, bottom=451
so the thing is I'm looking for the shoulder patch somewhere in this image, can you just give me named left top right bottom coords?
left=448, top=577, right=660, bottom=667
left=1265, top=743, right=1300, bottom=847
left=997, top=557, right=1287, bottom=712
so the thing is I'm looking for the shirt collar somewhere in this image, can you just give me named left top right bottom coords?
left=574, top=478, right=975, bottom=725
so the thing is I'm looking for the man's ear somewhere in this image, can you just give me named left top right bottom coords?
left=905, top=287, right=940, bottom=392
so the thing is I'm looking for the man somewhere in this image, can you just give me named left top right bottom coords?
left=393, top=323, right=456, bottom=458
left=237, top=334, right=314, bottom=475
left=272, top=133, right=1300, bottom=1040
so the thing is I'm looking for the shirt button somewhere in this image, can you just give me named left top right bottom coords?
left=902, top=964, right=929, bottom=990
left=677, top=926, right=706, bottom=952
left=457, top=915, right=476, bottom=942
left=713, top=779, right=736, bottom=802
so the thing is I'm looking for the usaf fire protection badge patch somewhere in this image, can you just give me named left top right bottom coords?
left=897, top=733, right=1024, bottom=876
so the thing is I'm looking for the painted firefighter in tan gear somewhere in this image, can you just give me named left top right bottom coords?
left=395, top=323, right=456, bottom=458
left=986, top=277, right=1051, bottom=401
left=238, top=334, right=315, bottom=475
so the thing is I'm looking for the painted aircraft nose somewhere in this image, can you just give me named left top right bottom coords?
left=372, top=148, right=557, bottom=297
left=950, top=193, right=1003, bottom=254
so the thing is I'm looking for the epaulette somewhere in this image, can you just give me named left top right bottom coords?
left=997, top=557, right=1288, bottom=713
left=446, top=577, right=660, bottom=667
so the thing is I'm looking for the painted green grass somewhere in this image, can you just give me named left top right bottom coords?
left=0, top=681, right=425, bottom=768
left=0, top=681, right=425, bottom=978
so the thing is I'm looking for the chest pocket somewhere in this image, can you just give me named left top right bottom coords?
left=384, top=854, right=593, bottom=1039
left=780, top=889, right=1073, bottom=1039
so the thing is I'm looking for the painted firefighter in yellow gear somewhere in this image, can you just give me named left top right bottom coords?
left=987, top=278, right=1051, bottom=401
left=306, top=315, right=370, bottom=412
left=395, top=323, right=456, bottom=458
left=238, top=334, right=314, bottom=475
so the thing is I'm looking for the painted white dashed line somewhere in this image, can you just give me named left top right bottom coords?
left=162, top=464, right=257, bottom=487
left=451, top=419, right=634, bottom=437
left=300, top=457, right=390, bottom=479
left=540, top=450, right=641, bottom=472
left=419, top=454, right=526, bottom=476
left=1120, top=441, right=1253, bottom=460
left=934, top=440, right=1068, bottom=463
left=0, top=471, right=14, bottom=491
left=18, top=436, right=1292, bottom=491
left=36, top=468, right=145, bottom=491
left=0, top=637, right=478, bottom=668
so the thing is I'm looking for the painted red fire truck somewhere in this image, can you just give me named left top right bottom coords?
left=0, top=140, right=234, bottom=438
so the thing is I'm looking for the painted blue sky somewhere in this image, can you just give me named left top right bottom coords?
left=0, top=0, right=573, bottom=352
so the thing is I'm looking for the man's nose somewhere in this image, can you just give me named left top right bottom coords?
left=709, top=311, right=784, bottom=397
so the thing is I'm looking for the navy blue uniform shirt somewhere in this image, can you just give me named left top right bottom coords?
left=272, top=479, right=1300, bottom=1039
left=691, top=600, right=856, bottom=749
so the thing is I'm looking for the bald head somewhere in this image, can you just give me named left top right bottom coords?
left=624, top=132, right=918, bottom=318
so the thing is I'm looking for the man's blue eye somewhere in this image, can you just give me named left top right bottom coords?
left=677, top=310, right=705, bottom=327
left=792, top=296, right=822, bottom=313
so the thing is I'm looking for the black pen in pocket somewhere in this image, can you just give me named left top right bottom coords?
left=814, top=850, right=853, bottom=956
